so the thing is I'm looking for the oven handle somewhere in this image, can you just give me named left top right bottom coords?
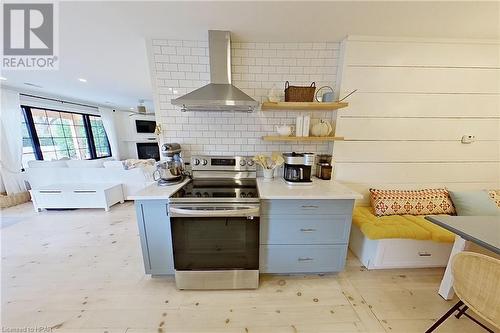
left=169, top=206, right=260, bottom=217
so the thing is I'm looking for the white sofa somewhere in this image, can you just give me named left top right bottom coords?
left=25, top=158, right=155, bottom=200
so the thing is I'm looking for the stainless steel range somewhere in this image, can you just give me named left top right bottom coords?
left=169, top=155, right=259, bottom=290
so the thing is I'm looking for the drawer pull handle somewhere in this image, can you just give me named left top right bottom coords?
left=39, top=190, right=61, bottom=194
left=74, top=190, right=97, bottom=193
left=300, top=228, right=317, bottom=232
left=418, top=252, right=432, bottom=257
left=301, top=205, right=319, bottom=209
left=298, top=257, right=314, bottom=262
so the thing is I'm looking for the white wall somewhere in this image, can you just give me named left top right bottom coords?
left=334, top=36, right=500, bottom=204
left=148, top=39, right=339, bottom=159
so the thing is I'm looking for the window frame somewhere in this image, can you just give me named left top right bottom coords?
left=21, top=105, right=112, bottom=162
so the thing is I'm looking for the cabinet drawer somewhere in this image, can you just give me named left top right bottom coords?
left=260, top=215, right=351, bottom=245
left=261, top=199, right=354, bottom=216
left=260, top=244, right=347, bottom=273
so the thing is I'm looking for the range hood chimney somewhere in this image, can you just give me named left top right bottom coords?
left=171, top=30, right=259, bottom=112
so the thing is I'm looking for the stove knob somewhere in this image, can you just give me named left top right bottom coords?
left=247, top=192, right=254, bottom=198
left=202, top=159, right=208, bottom=166
left=240, top=192, right=247, bottom=198
left=193, top=158, right=200, bottom=166
left=246, top=159, right=254, bottom=166
left=195, top=192, right=202, bottom=197
left=203, top=192, right=209, bottom=197
left=239, top=159, right=246, bottom=166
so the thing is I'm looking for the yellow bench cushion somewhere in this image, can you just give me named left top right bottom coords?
left=353, top=207, right=454, bottom=242
left=412, top=218, right=455, bottom=243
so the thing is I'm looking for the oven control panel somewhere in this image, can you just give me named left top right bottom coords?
left=191, top=155, right=256, bottom=171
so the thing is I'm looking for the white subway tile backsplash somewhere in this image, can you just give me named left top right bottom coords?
left=241, top=57, right=256, bottom=65
left=151, top=38, right=340, bottom=157
left=169, top=55, right=184, bottom=63
left=233, top=65, right=249, bottom=73
left=248, top=49, right=263, bottom=57
left=184, top=56, right=199, bottom=64
left=255, top=42, right=269, bottom=49
left=171, top=72, right=186, bottom=79
left=168, top=40, right=183, bottom=47
left=182, top=40, right=197, bottom=47
left=255, top=58, right=270, bottom=66
left=234, top=49, right=249, bottom=57
left=198, top=56, right=209, bottom=64
left=191, top=47, right=206, bottom=56
left=185, top=72, right=200, bottom=80
left=197, top=41, right=209, bottom=48
left=192, top=64, right=207, bottom=72
left=153, top=39, right=169, bottom=46
left=262, top=49, right=277, bottom=57
left=176, top=47, right=190, bottom=55
left=240, top=42, right=256, bottom=49
left=304, top=50, right=319, bottom=58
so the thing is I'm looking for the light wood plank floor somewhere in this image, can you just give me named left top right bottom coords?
left=0, top=202, right=493, bottom=333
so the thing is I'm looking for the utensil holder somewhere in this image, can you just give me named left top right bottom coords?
left=263, top=168, right=274, bottom=179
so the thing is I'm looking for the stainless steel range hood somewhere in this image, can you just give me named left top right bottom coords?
left=171, top=30, right=259, bottom=112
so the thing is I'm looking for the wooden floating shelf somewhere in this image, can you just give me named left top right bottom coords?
left=262, top=136, right=344, bottom=142
left=261, top=101, right=348, bottom=111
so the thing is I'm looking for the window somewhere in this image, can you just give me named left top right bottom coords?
left=21, top=106, right=111, bottom=167
left=88, top=115, right=111, bottom=158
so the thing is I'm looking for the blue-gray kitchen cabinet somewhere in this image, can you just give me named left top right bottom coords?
left=259, top=199, right=355, bottom=274
left=135, top=200, right=174, bottom=275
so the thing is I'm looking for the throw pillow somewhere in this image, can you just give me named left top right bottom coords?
left=370, top=188, right=456, bottom=217
left=487, top=190, right=500, bottom=208
left=449, top=191, right=500, bottom=216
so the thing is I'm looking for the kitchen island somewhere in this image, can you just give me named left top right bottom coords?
left=131, top=177, right=361, bottom=276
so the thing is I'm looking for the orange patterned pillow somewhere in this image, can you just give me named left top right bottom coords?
left=370, top=188, right=456, bottom=217
left=487, top=190, right=500, bottom=208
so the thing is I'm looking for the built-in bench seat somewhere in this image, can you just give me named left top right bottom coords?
left=353, top=206, right=455, bottom=242
left=349, top=207, right=454, bottom=269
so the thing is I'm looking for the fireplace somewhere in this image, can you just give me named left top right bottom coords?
left=136, top=143, right=160, bottom=161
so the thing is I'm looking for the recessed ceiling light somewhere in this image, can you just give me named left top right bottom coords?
left=130, top=107, right=135, bottom=110
left=0, top=77, right=7, bottom=81
left=78, top=78, right=87, bottom=83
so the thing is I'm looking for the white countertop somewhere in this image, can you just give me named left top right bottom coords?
left=257, top=177, right=363, bottom=200
left=129, top=177, right=361, bottom=201
left=128, top=179, right=190, bottom=200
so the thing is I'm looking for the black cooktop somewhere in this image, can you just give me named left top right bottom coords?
left=171, top=179, right=258, bottom=199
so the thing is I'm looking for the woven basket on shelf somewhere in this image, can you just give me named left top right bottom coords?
left=284, top=81, right=316, bottom=102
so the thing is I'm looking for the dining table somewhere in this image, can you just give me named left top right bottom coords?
left=424, top=215, right=500, bottom=300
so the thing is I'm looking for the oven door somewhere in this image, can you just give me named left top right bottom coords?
left=169, top=203, right=259, bottom=290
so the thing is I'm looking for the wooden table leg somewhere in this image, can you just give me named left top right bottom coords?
left=439, top=235, right=466, bottom=300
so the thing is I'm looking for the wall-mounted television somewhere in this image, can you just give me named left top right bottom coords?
left=135, top=120, right=156, bottom=133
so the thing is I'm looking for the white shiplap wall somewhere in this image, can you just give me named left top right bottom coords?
left=334, top=36, right=500, bottom=204
left=148, top=39, right=339, bottom=159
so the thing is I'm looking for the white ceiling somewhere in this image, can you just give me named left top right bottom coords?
left=2, top=1, right=498, bottom=112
